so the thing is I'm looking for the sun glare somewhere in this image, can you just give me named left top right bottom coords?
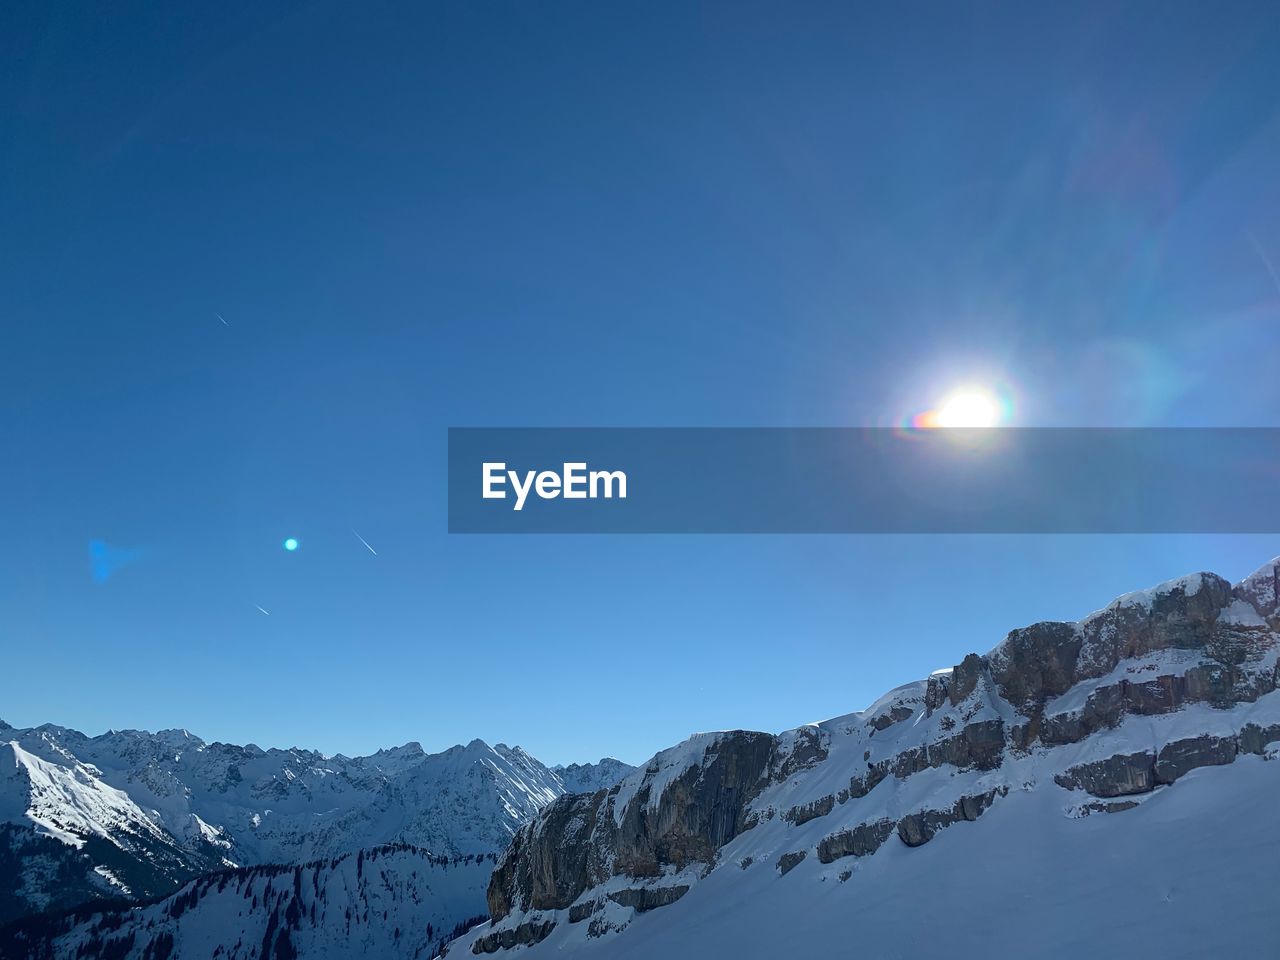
left=909, top=385, right=1009, bottom=430
left=935, top=389, right=1000, bottom=428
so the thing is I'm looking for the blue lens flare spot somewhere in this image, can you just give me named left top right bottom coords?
left=283, top=537, right=299, bottom=552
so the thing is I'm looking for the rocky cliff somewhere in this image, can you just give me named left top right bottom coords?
left=451, top=557, right=1280, bottom=959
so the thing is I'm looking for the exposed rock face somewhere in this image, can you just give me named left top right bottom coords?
left=998, top=567, right=1279, bottom=751
left=849, top=763, right=888, bottom=799
left=1054, top=753, right=1156, bottom=798
left=816, top=819, right=895, bottom=863
left=473, top=919, right=556, bottom=954
left=1239, top=722, right=1280, bottom=755
left=567, top=900, right=599, bottom=923
left=1236, top=558, right=1280, bottom=622
left=989, top=621, right=1082, bottom=710
left=486, top=791, right=606, bottom=918
left=488, top=729, right=821, bottom=921
left=928, top=718, right=1006, bottom=770
left=1154, top=736, right=1238, bottom=784
left=988, top=570, right=1280, bottom=727
left=784, top=795, right=835, bottom=825
left=1042, top=673, right=1212, bottom=745
left=870, top=705, right=914, bottom=731
left=776, top=851, right=806, bottom=875
left=866, top=717, right=1008, bottom=788
left=1081, top=799, right=1140, bottom=815
left=896, top=789, right=1005, bottom=847
left=614, top=732, right=775, bottom=879
left=949, top=652, right=990, bottom=705
left=607, top=886, right=689, bottom=912
left=1077, top=574, right=1234, bottom=678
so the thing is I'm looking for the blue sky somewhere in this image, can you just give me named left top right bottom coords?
left=2, top=2, right=1279, bottom=765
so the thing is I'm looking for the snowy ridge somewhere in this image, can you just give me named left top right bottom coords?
left=1, top=741, right=171, bottom=850
left=551, top=760, right=634, bottom=797
left=0, top=724, right=631, bottom=925
left=454, top=557, right=1280, bottom=960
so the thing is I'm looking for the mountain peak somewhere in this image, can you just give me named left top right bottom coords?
left=374, top=740, right=425, bottom=757
left=1237, top=555, right=1280, bottom=617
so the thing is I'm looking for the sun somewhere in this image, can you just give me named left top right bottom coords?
left=910, top=385, right=1008, bottom=429
left=934, top=389, right=1000, bottom=428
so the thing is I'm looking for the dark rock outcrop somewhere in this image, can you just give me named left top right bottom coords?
left=816, top=819, right=895, bottom=864
left=924, top=674, right=950, bottom=716
left=990, top=621, right=1082, bottom=710
left=566, top=901, right=598, bottom=924
left=948, top=653, right=988, bottom=705
left=1236, top=558, right=1280, bottom=622
left=613, top=732, right=776, bottom=879
left=776, top=851, right=806, bottom=875
left=606, top=886, right=689, bottom=913
left=472, top=919, right=556, bottom=955
left=1154, top=735, right=1237, bottom=785
left=866, top=718, right=1007, bottom=791
left=1239, top=722, right=1280, bottom=755
left=870, top=705, right=914, bottom=731
left=489, top=730, right=790, bottom=921
left=1041, top=662, right=1276, bottom=748
left=1076, top=575, right=1233, bottom=681
left=1054, top=752, right=1156, bottom=798
left=848, top=763, right=888, bottom=800
left=1081, top=799, right=1140, bottom=815
left=896, top=788, right=1005, bottom=847
left=486, top=790, right=607, bottom=918
left=783, top=795, right=835, bottom=826
left=929, top=719, right=1006, bottom=771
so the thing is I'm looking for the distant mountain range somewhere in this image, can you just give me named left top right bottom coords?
left=0, top=720, right=630, bottom=928
left=5, top=556, right=1279, bottom=960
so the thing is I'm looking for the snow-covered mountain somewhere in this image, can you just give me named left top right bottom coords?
left=550, top=760, right=634, bottom=797
left=5, top=844, right=493, bottom=960
left=0, top=721, right=631, bottom=925
left=447, top=557, right=1280, bottom=960
left=8, top=556, right=1279, bottom=959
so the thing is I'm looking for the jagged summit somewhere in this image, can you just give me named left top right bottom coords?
left=373, top=740, right=426, bottom=759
